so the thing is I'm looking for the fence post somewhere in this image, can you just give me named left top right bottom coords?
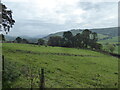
left=2, top=55, right=4, bottom=88
left=40, top=68, right=45, bottom=90
left=30, top=68, right=33, bottom=90
left=2, top=55, right=4, bottom=72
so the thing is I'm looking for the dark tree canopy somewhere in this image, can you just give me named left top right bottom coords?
left=48, top=36, right=62, bottom=47
left=0, top=3, right=15, bottom=34
left=15, top=37, right=29, bottom=44
left=63, top=31, right=73, bottom=40
left=47, top=29, right=102, bottom=50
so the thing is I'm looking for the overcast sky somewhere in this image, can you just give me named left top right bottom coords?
left=2, top=0, right=119, bottom=37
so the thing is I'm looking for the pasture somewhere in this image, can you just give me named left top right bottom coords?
left=2, top=43, right=118, bottom=88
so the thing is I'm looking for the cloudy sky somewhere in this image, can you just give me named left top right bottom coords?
left=2, top=0, right=119, bottom=37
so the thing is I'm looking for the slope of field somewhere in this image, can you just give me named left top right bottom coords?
left=2, top=43, right=118, bottom=88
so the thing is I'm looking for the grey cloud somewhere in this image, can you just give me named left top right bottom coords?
left=2, top=1, right=118, bottom=37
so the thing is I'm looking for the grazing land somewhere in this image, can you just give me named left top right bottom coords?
left=2, top=43, right=118, bottom=88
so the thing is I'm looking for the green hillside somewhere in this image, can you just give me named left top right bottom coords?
left=41, top=27, right=119, bottom=54
left=2, top=43, right=118, bottom=88
left=98, top=36, right=120, bottom=54
left=42, top=27, right=118, bottom=41
left=99, top=36, right=119, bottom=44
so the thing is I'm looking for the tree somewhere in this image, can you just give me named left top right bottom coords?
left=0, top=3, right=15, bottom=34
left=82, top=29, right=92, bottom=48
left=47, top=36, right=62, bottom=47
left=91, top=32, right=98, bottom=43
left=63, top=31, right=73, bottom=40
left=15, top=37, right=22, bottom=43
left=63, top=31, right=73, bottom=47
left=38, top=39, right=45, bottom=45
left=46, top=29, right=102, bottom=50
left=73, top=33, right=83, bottom=48
left=0, top=34, right=5, bottom=42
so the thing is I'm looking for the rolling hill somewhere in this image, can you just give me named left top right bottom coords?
left=5, top=35, right=38, bottom=43
left=5, top=27, right=119, bottom=43
left=42, top=27, right=119, bottom=41
left=2, top=43, right=118, bottom=88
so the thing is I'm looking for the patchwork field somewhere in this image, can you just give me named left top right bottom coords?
left=2, top=43, right=118, bottom=88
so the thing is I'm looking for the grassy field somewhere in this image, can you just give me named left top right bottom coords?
left=98, top=36, right=119, bottom=44
left=2, top=43, right=118, bottom=88
left=98, top=36, right=119, bottom=54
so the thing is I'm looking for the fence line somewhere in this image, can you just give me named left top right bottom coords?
left=2, top=55, right=45, bottom=89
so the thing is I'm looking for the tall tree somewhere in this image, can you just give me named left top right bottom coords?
left=63, top=31, right=73, bottom=47
left=89, top=32, right=98, bottom=49
left=91, top=32, right=98, bottom=42
left=47, top=36, right=62, bottom=47
left=63, top=31, right=73, bottom=40
left=82, top=29, right=91, bottom=48
left=74, top=33, right=83, bottom=48
left=0, top=3, right=15, bottom=34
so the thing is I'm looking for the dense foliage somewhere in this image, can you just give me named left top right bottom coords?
left=48, top=29, right=102, bottom=50
left=0, top=3, right=15, bottom=34
left=15, top=37, right=29, bottom=44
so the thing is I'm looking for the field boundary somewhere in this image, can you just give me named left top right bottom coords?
left=8, top=49, right=100, bottom=57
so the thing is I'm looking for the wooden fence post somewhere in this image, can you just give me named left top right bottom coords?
left=2, top=55, right=4, bottom=72
left=40, top=68, right=45, bottom=90
left=2, top=55, right=4, bottom=88
left=30, top=68, right=33, bottom=90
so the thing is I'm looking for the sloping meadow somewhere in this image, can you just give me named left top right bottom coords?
left=2, top=43, right=118, bottom=88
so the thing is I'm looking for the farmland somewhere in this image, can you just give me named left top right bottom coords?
left=98, top=36, right=120, bottom=54
left=2, top=43, right=118, bottom=88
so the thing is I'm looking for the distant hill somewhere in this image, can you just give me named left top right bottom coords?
left=5, top=35, right=38, bottom=43
left=5, top=27, right=119, bottom=42
left=42, top=27, right=119, bottom=41
left=5, top=35, right=16, bottom=41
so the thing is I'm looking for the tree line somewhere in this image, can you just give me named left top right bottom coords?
left=0, top=29, right=102, bottom=50
left=0, top=28, right=116, bottom=53
left=48, top=29, right=102, bottom=50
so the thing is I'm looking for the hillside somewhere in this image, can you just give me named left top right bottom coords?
left=2, top=43, right=118, bottom=88
left=5, top=27, right=119, bottom=43
left=42, top=27, right=118, bottom=41
left=5, top=35, right=38, bottom=43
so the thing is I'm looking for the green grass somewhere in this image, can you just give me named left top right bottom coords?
left=97, top=34, right=109, bottom=40
left=2, top=43, right=118, bottom=88
left=98, top=36, right=119, bottom=44
left=98, top=36, right=119, bottom=54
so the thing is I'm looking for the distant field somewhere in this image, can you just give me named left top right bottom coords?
left=97, top=34, right=109, bottom=40
left=98, top=36, right=119, bottom=44
left=98, top=36, right=119, bottom=54
left=2, top=43, right=118, bottom=88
